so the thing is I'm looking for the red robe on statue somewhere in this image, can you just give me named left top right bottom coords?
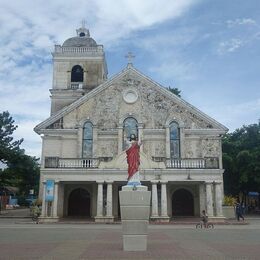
left=126, top=141, right=140, bottom=180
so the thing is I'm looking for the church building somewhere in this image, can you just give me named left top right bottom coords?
left=34, top=25, right=228, bottom=222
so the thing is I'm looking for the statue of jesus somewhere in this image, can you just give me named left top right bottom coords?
left=125, top=134, right=142, bottom=186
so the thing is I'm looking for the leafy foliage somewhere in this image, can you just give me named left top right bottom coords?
left=167, top=86, right=181, bottom=97
left=223, top=195, right=237, bottom=206
left=0, top=111, right=40, bottom=195
left=0, top=111, right=23, bottom=163
left=223, top=121, right=260, bottom=196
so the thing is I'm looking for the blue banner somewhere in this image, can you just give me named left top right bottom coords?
left=45, top=180, right=54, bottom=202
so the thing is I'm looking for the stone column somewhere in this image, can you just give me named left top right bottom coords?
left=214, top=182, right=223, bottom=217
left=106, top=182, right=113, bottom=219
left=41, top=182, right=46, bottom=217
left=160, top=181, right=169, bottom=221
left=205, top=182, right=214, bottom=217
left=151, top=181, right=159, bottom=218
left=95, top=181, right=104, bottom=221
left=52, top=181, right=59, bottom=218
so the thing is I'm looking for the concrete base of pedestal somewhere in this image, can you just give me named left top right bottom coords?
left=123, top=235, right=147, bottom=251
left=119, top=185, right=151, bottom=251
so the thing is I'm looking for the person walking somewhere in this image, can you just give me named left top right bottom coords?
left=235, top=202, right=245, bottom=221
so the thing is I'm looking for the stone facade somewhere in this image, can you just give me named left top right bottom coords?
left=35, top=26, right=228, bottom=222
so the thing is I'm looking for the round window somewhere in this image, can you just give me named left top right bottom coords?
left=123, top=89, right=138, bottom=104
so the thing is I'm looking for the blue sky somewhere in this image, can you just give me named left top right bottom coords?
left=0, top=0, right=259, bottom=158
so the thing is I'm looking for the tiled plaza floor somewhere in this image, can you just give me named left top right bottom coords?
left=0, top=221, right=260, bottom=259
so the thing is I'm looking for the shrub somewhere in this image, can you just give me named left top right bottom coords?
left=223, top=195, right=237, bottom=206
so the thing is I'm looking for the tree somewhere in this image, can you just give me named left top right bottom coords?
left=167, top=86, right=181, bottom=97
left=0, top=111, right=23, bottom=163
left=222, top=121, right=260, bottom=196
left=8, top=154, right=40, bottom=195
left=0, top=111, right=40, bottom=195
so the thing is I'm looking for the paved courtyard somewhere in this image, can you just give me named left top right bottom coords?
left=0, top=217, right=260, bottom=259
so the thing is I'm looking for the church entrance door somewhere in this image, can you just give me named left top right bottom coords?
left=68, top=188, right=90, bottom=217
left=172, top=189, right=194, bottom=216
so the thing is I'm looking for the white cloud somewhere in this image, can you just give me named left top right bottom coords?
left=1, top=0, right=198, bottom=47
left=129, top=26, right=199, bottom=82
left=93, top=0, right=198, bottom=41
left=13, top=119, right=43, bottom=158
left=226, top=18, right=256, bottom=28
left=215, top=17, right=260, bottom=55
left=218, top=38, right=244, bottom=54
left=134, top=26, right=197, bottom=52
left=149, top=60, right=194, bottom=81
left=202, top=99, right=260, bottom=132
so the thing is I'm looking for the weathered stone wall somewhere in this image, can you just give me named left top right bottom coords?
left=59, top=71, right=221, bottom=160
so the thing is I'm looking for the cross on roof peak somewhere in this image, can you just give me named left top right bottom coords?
left=125, top=52, right=135, bottom=65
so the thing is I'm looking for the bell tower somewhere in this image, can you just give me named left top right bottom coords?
left=50, top=24, right=108, bottom=115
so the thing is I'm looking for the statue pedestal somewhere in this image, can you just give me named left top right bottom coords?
left=119, top=185, right=151, bottom=251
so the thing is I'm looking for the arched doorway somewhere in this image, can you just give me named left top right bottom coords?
left=172, top=189, right=194, bottom=216
left=68, top=188, right=91, bottom=217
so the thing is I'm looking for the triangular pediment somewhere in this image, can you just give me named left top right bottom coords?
left=34, top=65, right=228, bottom=133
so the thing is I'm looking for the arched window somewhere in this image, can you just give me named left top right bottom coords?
left=71, top=65, right=83, bottom=82
left=123, top=117, right=138, bottom=147
left=82, top=122, right=93, bottom=157
left=170, top=121, right=180, bottom=158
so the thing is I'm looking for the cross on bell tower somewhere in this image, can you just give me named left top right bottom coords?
left=81, top=19, right=86, bottom=28
left=76, top=20, right=90, bottom=37
left=125, top=52, right=135, bottom=67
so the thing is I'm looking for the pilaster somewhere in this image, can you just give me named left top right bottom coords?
left=160, top=181, right=170, bottom=222
left=105, top=181, right=114, bottom=222
left=150, top=181, right=159, bottom=219
left=165, top=127, right=170, bottom=158
left=41, top=181, right=47, bottom=217
left=92, top=125, right=98, bottom=157
left=52, top=181, right=59, bottom=218
left=179, top=126, right=185, bottom=158
left=205, top=182, right=214, bottom=217
left=77, top=127, right=83, bottom=157
left=214, top=182, right=223, bottom=217
left=95, top=181, right=105, bottom=222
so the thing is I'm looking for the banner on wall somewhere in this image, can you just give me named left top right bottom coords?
left=45, top=180, right=54, bottom=202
